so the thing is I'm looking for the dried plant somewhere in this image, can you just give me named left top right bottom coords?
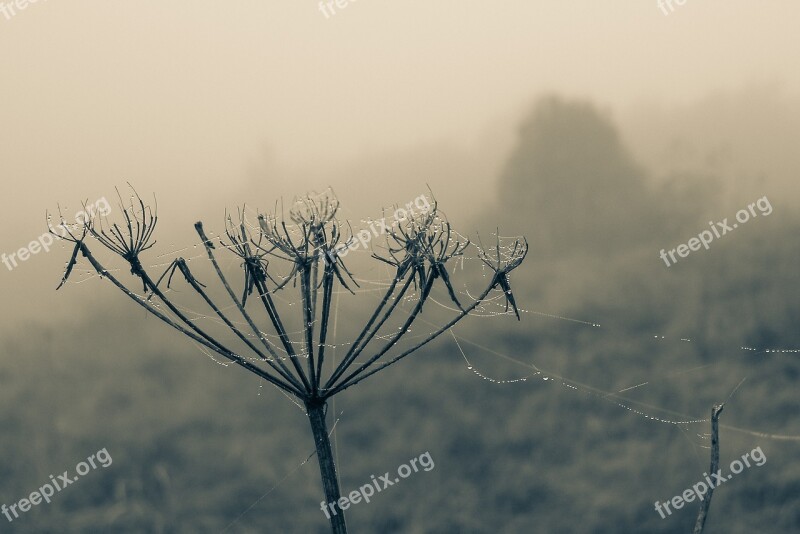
left=52, top=186, right=527, bottom=533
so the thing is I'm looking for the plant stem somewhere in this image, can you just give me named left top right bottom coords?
left=76, top=243, right=302, bottom=398
left=693, top=403, right=724, bottom=534
left=194, top=222, right=306, bottom=392
left=325, top=270, right=411, bottom=389
left=329, top=282, right=495, bottom=395
left=306, top=400, right=348, bottom=534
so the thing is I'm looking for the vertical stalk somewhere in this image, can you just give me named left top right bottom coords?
left=315, top=267, right=334, bottom=388
left=306, top=400, right=348, bottom=534
left=300, top=264, right=317, bottom=390
left=693, top=403, right=724, bottom=534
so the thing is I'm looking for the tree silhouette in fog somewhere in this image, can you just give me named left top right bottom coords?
left=497, top=96, right=709, bottom=257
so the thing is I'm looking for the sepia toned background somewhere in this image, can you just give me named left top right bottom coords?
left=1, top=2, right=799, bottom=532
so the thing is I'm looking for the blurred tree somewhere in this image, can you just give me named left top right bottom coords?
left=497, top=96, right=713, bottom=258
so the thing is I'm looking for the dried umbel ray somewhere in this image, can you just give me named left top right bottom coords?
left=51, top=186, right=527, bottom=534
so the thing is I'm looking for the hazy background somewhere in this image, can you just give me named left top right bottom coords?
left=1, top=2, right=799, bottom=533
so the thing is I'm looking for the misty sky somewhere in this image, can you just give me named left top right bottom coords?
left=1, top=1, right=799, bottom=325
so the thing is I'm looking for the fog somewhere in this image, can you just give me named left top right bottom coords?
left=1, top=2, right=798, bottom=532
left=2, top=2, right=800, bottom=326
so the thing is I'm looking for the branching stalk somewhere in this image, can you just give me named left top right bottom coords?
left=54, top=187, right=526, bottom=534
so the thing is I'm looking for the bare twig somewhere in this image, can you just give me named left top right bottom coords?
left=694, top=403, right=724, bottom=534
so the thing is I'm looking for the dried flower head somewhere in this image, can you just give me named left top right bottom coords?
left=477, top=231, right=528, bottom=319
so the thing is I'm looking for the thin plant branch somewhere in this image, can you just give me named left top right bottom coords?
left=693, top=403, right=724, bottom=534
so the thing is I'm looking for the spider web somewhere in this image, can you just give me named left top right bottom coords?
left=55, top=194, right=800, bottom=439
